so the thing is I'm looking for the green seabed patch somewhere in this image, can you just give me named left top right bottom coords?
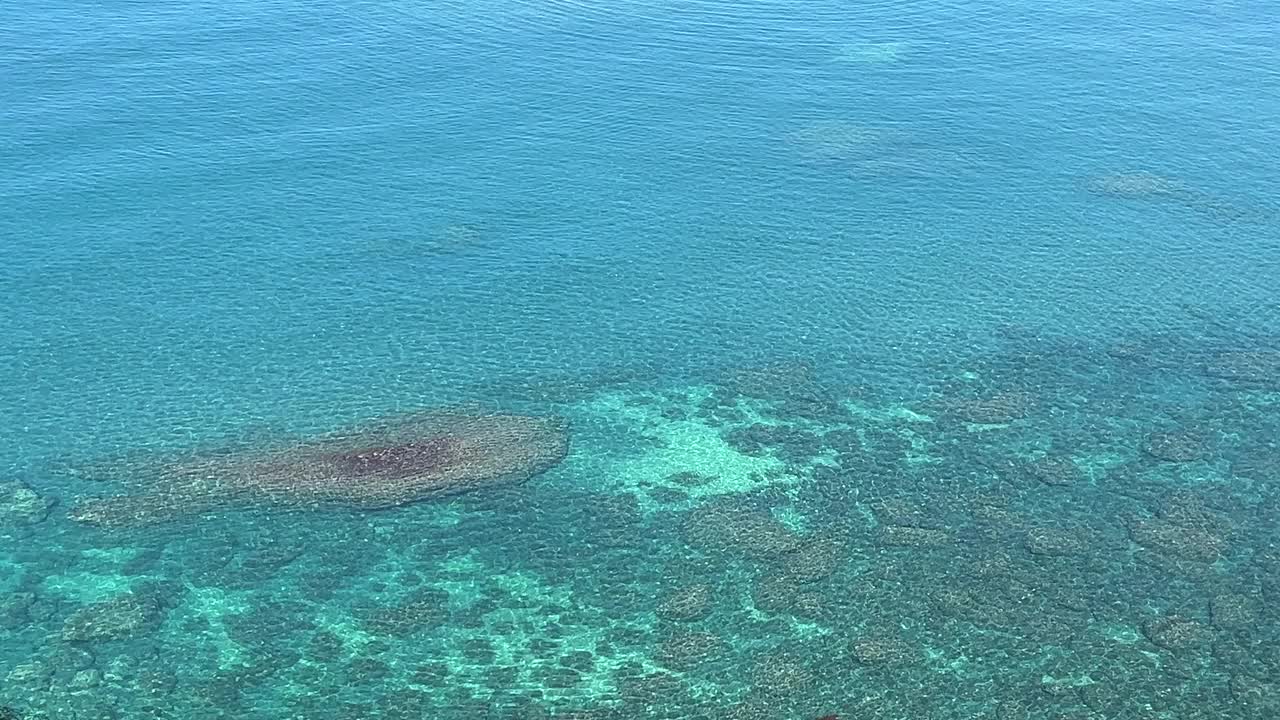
left=40, top=570, right=135, bottom=605
left=39, top=551, right=254, bottom=672
left=25, top=381, right=965, bottom=712
left=410, top=500, right=472, bottom=529
left=844, top=397, right=937, bottom=464
left=182, top=585, right=254, bottom=668
left=734, top=578, right=831, bottom=642
left=566, top=384, right=938, bottom=510
left=771, top=504, right=811, bottom=534
left=569, top=386, right=796, bottom=511
left=38, top=547, right=139, bottom=603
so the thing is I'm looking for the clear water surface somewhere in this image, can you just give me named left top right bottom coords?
left=1, top=0, right=1278, bottom=717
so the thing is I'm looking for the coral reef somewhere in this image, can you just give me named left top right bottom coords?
left=718, top=361, right=848, bottom=422
left=12, top=320, right=1280, bottom=719
left=723, top=423, right=825, bottom=462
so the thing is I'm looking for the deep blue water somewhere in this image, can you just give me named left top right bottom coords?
left=2, top=0, right=1279, bottom=717
left=4, top=0, right=1277, bottom=469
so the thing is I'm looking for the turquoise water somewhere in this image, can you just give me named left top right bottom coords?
left=2, top=0, right=1279, bottom=716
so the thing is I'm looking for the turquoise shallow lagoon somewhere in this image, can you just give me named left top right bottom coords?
left=2, top=0, right=1279, bottom=717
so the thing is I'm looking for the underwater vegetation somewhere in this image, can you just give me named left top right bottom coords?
left=1086, top=171, right=1279, bottom=223
left=3, top=313, right=1280, bottom=720
left=67, top=411, right=569, bottom=526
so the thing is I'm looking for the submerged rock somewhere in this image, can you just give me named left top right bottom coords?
left=656, top=584, right=714, bottom=622
left=875, top=525, right=953, bottom=548
left=0, top=593, right=36, bottom=630
left=934, top=391, right=1037, bottom=424
left=1025, top=527, right=1089, bottom=557
left=1143, top=615, right=1214, bottom=652
left=1025, top=456, right=1082, bottom=487
left=1087, top=171, right=1186, bottom=199
left=360, top=588, right=450, bottom=636
left=752, top=572, right=828, bottom=620
left=750, top=652, right=813, bottom=698
left=61, top=593, right=164, bottom=643
left=5, top=660, right=50, bottom=683
left=1129, top=517, right=1226, bottom=564
left=849, top=630, right=914, bottom=666
left=0, top=481, right=55, bottom=526
left=1205, top=351, right=1280, bottom=387
left=1209, top=592, right=1259, bottom=630
left=1143, top=430, right=1211, bottom=462
left=655, top=630, right=724, bottom=670
left=681, top=500, right=803, bottom=559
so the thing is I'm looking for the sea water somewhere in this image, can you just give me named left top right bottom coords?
left=1, top=0, right=1278, bottom=717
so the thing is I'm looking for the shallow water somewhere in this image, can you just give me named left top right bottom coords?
left=2, top=0, right=1279, bottom=717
